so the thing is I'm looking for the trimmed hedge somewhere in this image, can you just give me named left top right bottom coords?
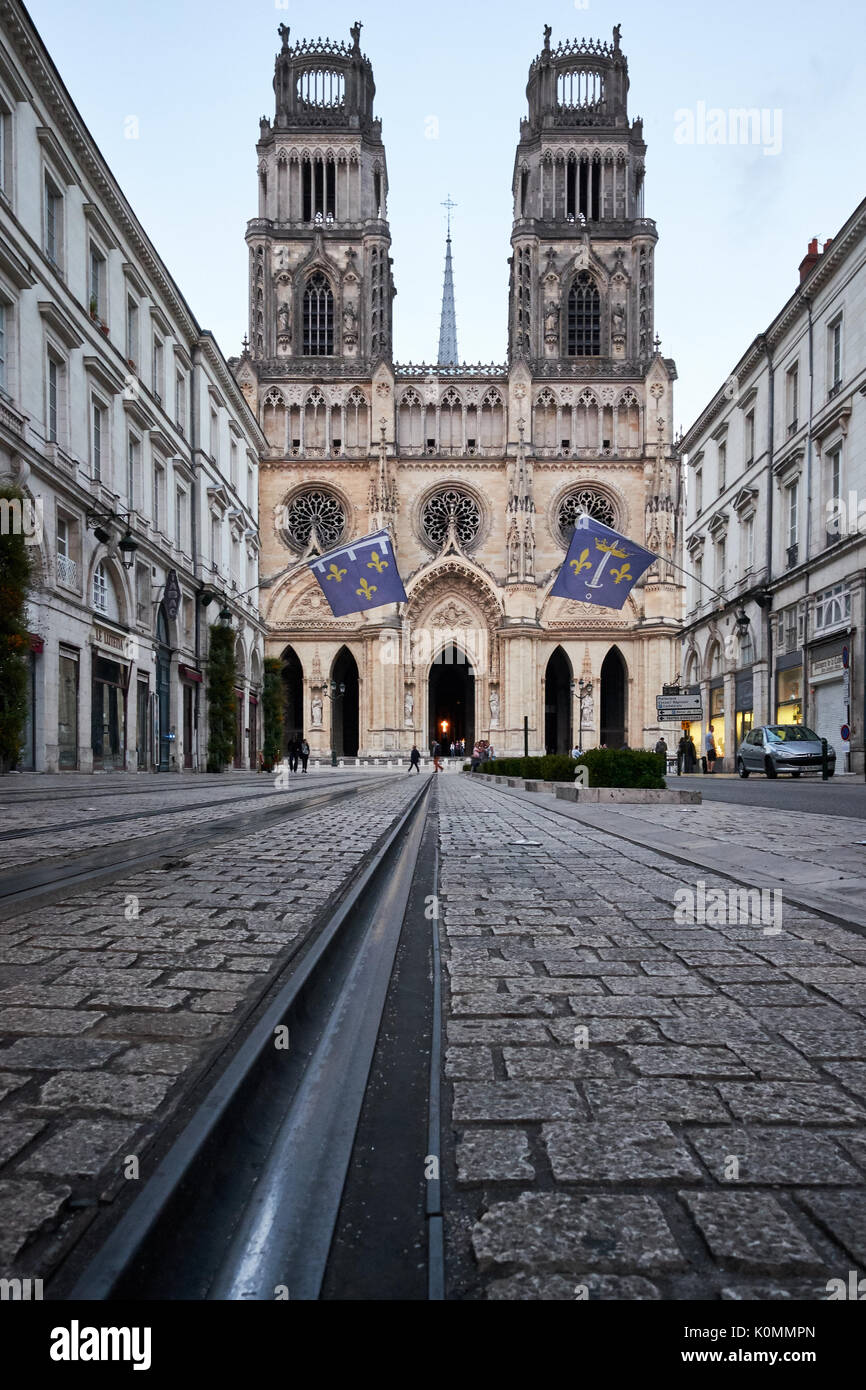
left=475, top=748, right=665, bottom=790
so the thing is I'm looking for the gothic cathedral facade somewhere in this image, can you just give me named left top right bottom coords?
left=233, top=24, right=684, bottom=758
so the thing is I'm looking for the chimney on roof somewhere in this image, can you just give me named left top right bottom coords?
left=823, top=238, right=833, bottom=253
left=799, top=236, right=820, bottom=283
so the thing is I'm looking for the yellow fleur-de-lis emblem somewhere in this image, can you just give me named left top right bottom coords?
left=326, top=563, right=347, bottom=583
left=367, top=551, right=389, bottom=573
left=611, top=562, right=633, bottom=585
left=356, top=577, right=377, bottom=601
left=570, top=547, right=592, bottom=576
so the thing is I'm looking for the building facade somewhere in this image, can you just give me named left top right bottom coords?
left=0, top=0, right=266, bottom=773
left=238, top=24, right=684, bottom=759
left=680, top=204, right=866, bottom=774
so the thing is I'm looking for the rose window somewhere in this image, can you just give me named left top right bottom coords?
left=282, top=488, right=347, bottom=553
left=421, top=487, right=482, bottom=550
left=556, top=488, right=615, bottom=546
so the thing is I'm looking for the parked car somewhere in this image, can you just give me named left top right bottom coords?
left=736, top=725, right=836, bottom=779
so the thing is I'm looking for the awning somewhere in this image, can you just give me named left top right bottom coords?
left=179, top=664, right=203, bottom=683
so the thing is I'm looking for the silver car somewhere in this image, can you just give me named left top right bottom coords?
left=736, top=724, right=836, bottom=779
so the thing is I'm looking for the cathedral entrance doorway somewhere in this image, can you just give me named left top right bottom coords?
left=332, top=646, right=359, bottom=757
left=601, top=646, right=628, bottom=748
left=544, top=647, right=573, bottom=754
left=281, top=646, right=304, bottom=754
left=428, top=643, right=475, bottom=754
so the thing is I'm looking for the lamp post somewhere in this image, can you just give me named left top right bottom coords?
left=323, top=679, right=346, bottom=766
left=572, top=677, right=593, bottom=751
left=85, top=508, right=138, bottom=569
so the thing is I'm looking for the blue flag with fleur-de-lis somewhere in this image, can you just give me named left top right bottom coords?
left=551, top=514, right=656, bottom=610
left=309, top=529, right=407, bottom=617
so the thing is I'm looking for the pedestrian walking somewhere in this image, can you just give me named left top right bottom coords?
left=300, top=738, right=310, bottom=773
left=287, top=737, right=298, bottom=773
left=409, top=744, right=421, bottom=774
left=685, top=734, right=697, bottom=773
left=676, top=734, right=686, bottom=776
left=431, top=739, right=443, bottom=772
left=654, top=736, right=668, bottom=757
left=450, top=740, right=456, bottom=759
left=705, top=724, right=717, bottom=773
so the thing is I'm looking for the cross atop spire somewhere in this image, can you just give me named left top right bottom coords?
left=441, top=194, right=457, bottom=238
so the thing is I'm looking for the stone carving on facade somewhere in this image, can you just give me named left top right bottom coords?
left=404, top=688, right=414, bottom=724
left=581, top=690, right=595, bottom=729
left=311, top=694, right=323, bottom=727
left=544, top=299, right=560, bottom=345
left=489, top=687, right=500, bottom=727
left=342, top=302, right=358, bottom=351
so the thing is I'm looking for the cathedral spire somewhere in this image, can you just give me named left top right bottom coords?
left=437, top=196, right=459, bottom=366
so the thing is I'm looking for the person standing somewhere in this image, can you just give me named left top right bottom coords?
left=299, top=737, right=310, bottom=773
left=286, top=737, right=298, bottom=773
left=685, top=733, right=698, bottom=773
left=409, top=744, right=421, bottom=774
left=655, top=736, right=668, bottom=761
left=705, top=724, right=717, bottom=773
left=431, top=739, right=443, bottom=772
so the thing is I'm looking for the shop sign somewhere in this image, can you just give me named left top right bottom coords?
left=164, top=570, right=182, bottom=621
left=657, top=694, right=702, bottom=719
left=92, top=622, right=132, bottom=659
left=811, top=653, right=843, bottom=677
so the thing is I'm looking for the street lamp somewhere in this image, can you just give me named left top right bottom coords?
left=217, top=603, right=232, bottom=626
left=734, top=604, right=751, bottom=639
left=117, top=529, right=138, bottom=570
left=571, top=677, right=593, bottom=750
left=324, top=680, right=346, bottom=766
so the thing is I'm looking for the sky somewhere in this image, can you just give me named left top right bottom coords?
left=25, top=0, right=866, bottom=432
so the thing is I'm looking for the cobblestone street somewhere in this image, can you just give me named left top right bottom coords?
left=0, top=771, right=421, bottom=1280
left=438, top=776, right=866, bottom=1300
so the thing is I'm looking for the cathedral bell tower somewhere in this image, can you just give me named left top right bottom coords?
left=247, top=21, right=394, bottom=369
left=508, top=24, right=655, bottom=367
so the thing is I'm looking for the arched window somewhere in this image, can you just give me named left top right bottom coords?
left=567, top=272, right=601, bottom=357
left=303, top=271, right=334, bottom=356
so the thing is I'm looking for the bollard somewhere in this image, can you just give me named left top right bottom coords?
left=822, top=738, right=829, bottom=781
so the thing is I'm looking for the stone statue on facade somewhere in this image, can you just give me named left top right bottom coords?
left=581, top=691, right=594, bottom=729
left=489, top=688, right=500, bottom=727
left=311, top=694, right=323, bottom=728
left=278, top=23, right=290, bottom=53
left=612, top=303, right=625, bottom=336
left=404, top=689, right=414, bottom=723
left=277, top=302, right=291, bottom=336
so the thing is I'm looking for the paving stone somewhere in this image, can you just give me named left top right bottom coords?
left=603, top=977, right=714, bottom=996
left=583, top=1079, right=730, bottom=1123
left=821, top=1062, right=866, bottom=1097
left=0, top=1179, right=71, bottom=1265
left=447, top=1020, right=551, bottom=1045
left=87, top=989, right=191, bottom=1011
left=452, top=994, right=558, bottom=1017
left=486, top=1272, right=661, bottom=1300
left=0, top=1008, right=105, bottom=1036
left=503, top=978, right=606, bottom=995
left=0, top=987, right=94, bottom=1008
left=681, top=1192, right=825, bottom=1272
left=724, top=1044, right=824, bottom=1080
left=167, top=969, right=263, bottom=992
left=796, top=1191, right=866, bottom=1267
left=687, top=1127, right=859, bottom=1184
left=717, top=1082, right=866, bottom=1125
left=622, top=1046, right=755, bottom=1078
left=35, top=1072, right=175, bottom=1115
left=95, top=1012, right=218, bottom=1039
left=752, top=1006, right=862, bottom=1032
left=0, top=1072, right=27, bottom=1103
left=20, top=1117, right=142, bottom=1178
left=0, top=1119, right=48, bottom=1165
left=502, top=1047, right=616, bottom=1079
left=720, top=1279, right=830, bottom=1300
left=457, top=1129, right=535, bottom=1183
left=453, top=1081, right=586, bottom=1122
left=445, top=1047, right=495, bottom=1080
left=472, top=1192, right=686, bottom=1273
left=657, top=1018, right=768, bottom=1045
left=568, top=996, right=679, bottom=1018
left=719, top=984, right=820, bottom=1007
left=546, top=1018, right=660, bottom=1046
left=0, top=1038, right=126, bottom=1070
left=190, top=992, right=248, bottom=1014
left=543, top=1121, right=703, bottom=1183
left=779, top=1029, right=866, bottom=1059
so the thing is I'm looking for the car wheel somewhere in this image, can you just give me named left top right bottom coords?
left=827, top=767, right=835, bottom=779
left=791, top=770, right=801, bottom=778
left=737, top=758, right=749, bottom=778
left=764, top=756, right=778, bottom=779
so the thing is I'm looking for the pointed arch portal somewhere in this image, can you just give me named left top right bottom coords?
left=332, top=646, right=359, bottom=757
left=544, top=647, right=573, bottom=754
left=281, top=646, right=304, bottom=754
left=600, top=646, right=628, bottom=748
left=428, top=643, right=475, bottom=753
